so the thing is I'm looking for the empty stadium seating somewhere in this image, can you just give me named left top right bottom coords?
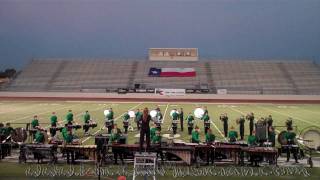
left=4, top=59, right=320, bottom=95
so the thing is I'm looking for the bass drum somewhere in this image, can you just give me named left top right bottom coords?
left=277, top=130, right=287, bottom=145
left=11, top=128, right=28, bottom=143
left=299, top=126, right=320, bottom=150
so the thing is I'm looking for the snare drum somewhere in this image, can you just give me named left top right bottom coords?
left=204, top=121, right=211, bottom=127
left=105, top=119, right=112, bottom=127
left=123, top=121, right=129, bottom=126
left=172, top=120, right=178, bottom=127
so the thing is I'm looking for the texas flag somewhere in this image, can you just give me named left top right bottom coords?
left=148, top=67, right=196, bottom=77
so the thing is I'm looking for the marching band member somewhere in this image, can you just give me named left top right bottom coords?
left=0, top=123, right=14, bottom=159
left=31, top=115, right=40, bottom=129
left=171, top=109, right=179, bottom=134
left=106, top=108, right=114, bottom=134
left=228, top=126, right=238, bottom=143
left=156, top=108, right=163, bottom=131
left=246, top=112, right=255, bottom=136
left=31, top=115, right=40, bottom=140
left=220, top=113, right=228, bottom=137
left=247, top=130, right=257, bottom=146
left=268, top=126, right=276, bottom=147
left=50, top=112, right=58, bottom=137
left=285, top=127, right=299, bottom=163
left=205, top=128, right=215, bottom=143
left=201, top=113, right=210, bottom=134
left=122, top=112, right=130, bottom=134
left=33, top=129, right=46, bottom=163
left=110, top=124, right=124, bottom=165
left=205, top=128, right=215, bottom=165
left=4, top=123, right=14, bottom=138
left=204, top=106, right=208, bottom=116
left=247, top=130, right=262, bottom=166
left=266, top=115, right=273, bottom=129
left=139, top=108, right=151, bottom=153
left=62, top=125, right=75, bottom=164
left=66, top=110, right=74, bottom=125
left=83, top=111, right=91, bottom=136
left=238, top=115, right=245, bottom=140
left=135, top=109, right=142, bottom=130
left=150, top=123, right=157, bottom=141
left=179, top=108, right=184, bottom=131
left=186, top=112, right=194, bottom=135
left=286, top=117, right=293, bottom=131
left=191, top=126, right=200, bottom=143
left=152, top=130, right=164, bottom=161
left=34, top=129, right=45, bottom=144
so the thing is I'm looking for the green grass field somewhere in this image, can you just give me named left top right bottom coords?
left=1, top=100, right=320, bottom=180
left=0, top=100, right=319, bottom=146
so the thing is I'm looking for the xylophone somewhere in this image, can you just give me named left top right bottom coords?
left=19, top=143, right=58, bottom=163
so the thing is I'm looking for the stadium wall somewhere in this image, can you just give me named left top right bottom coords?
left=0, top=92, right=320, bottom=104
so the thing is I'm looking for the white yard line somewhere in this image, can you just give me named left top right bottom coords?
left=4, top=104, right=77, bottom=123
left=162, top=103, right=169, bottom=124
left=259, top=106, right=318, bottom=127
left=81, top=103, right=143, bottom=143
left=210, top=121, right=227, bottom=141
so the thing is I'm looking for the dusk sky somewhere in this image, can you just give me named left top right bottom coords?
left=0, top=0, right=319, bottom=70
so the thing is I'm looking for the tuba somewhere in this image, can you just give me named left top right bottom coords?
left=194, top=108, right=205, bottom=119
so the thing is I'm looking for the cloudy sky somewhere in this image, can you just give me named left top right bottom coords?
left=0, top=0, right=319, bottom=69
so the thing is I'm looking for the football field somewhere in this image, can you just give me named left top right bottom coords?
left=0, top=100, right=319, bottom=146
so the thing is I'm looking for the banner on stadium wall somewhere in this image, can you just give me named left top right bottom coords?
left=157, top=89, right=186, bottom=96
left=217, top=89, right=227, bottom=94
left=148, top=68, right=196, bottom=77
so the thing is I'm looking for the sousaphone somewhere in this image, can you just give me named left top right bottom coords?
left=194, top=108, right=205, bottom=119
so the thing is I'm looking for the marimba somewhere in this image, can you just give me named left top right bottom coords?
left=19, top=143, right=58, bottom=163
left=241, top=146, right=278, bottom=165
left=58, top=144, right=97, bottom=160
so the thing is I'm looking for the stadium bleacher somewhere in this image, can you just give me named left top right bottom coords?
left=4, top=59, right=320, bottom=95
